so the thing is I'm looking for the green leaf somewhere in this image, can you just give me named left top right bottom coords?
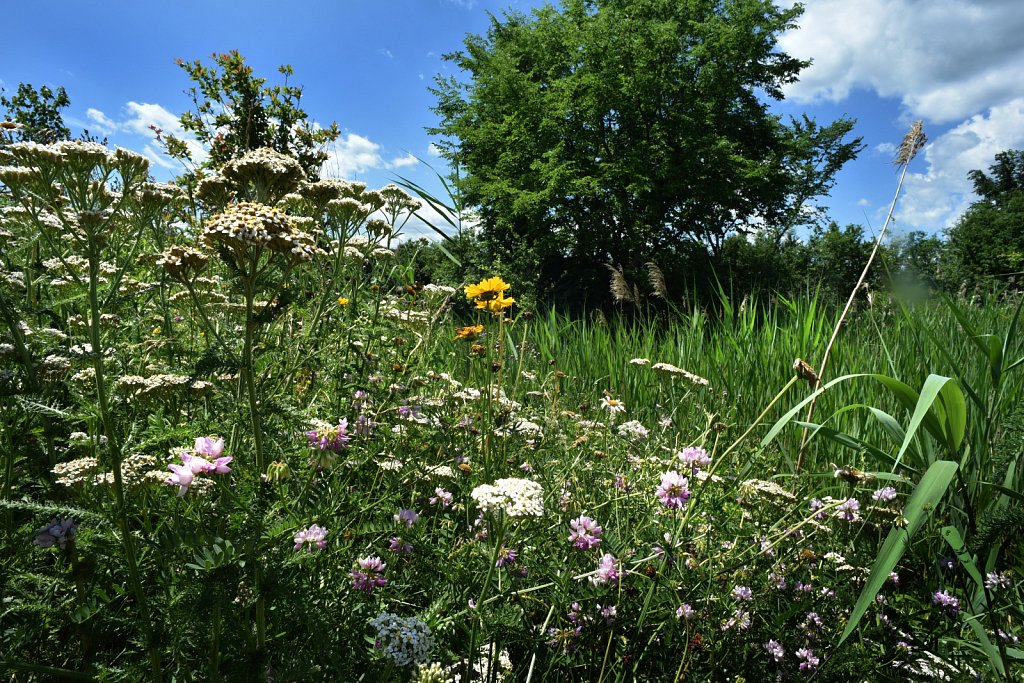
left=838, top=460, right=958, bottom=645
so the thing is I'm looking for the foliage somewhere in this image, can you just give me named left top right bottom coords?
left=429, top=0, right=863, bottom=300
left=166, top=51, right=340, bottom=179
left=945, top=150, right=1024, bottom=289
left=1, top=82, right=72, bottom=143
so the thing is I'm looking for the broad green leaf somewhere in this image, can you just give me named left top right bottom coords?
left=838, top=460, right=958, bottom=645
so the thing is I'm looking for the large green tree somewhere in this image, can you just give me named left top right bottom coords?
left=430, top=0, right=862, bottom=298
left=1, top=83, right=71, bottom=144
left=945, top=150, right=1024, bottom=288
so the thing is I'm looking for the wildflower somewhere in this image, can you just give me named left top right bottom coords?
left=598, top=604, right=616, bottom=624
left=656, top=470, right=690, bottom=510
left=394, top=508, right=420, bottom=528
left=721, top=609, right=751, bottom=631
left=614, top=473, right=631, bottom=491
left=471, top=478, right=544, bottom=517
left=835, top=497, right=861, bottom=521
left=167, top=463, right=195, bottom=496
left=599, top=396, right=625, bottom=415
left=872, top=486, right=897, bottom=502
left=617, top=420, right=649, bottom=440
left=765, top=640, right=785, bottom=662
left=732, top=585, right=753, bottom=602
left=932, top=590, right=960, bottom=614
left=495, top=546, right=518, bottom=567
left=465, top=276, right=510, bottom=302
left=676, top=603, right=695, bottom=620
left=351, top=556, right=388, bottom=594
left=429, top=487, right=453, bottom=508
left=293, top=524, right=328, bottom=551
left=337, top=296, right=349, bottom=306
left=591, top=553, right=621, bottom=585
left=678, top=446, right=711, bottom=471
left=454, top=324, right=484, bottom=341
left=796, top=647, right=820, bottom=671
left=809, top=498, right=827, bottom=519
left=34, top=517, right=77, bottom=549
left=568, top=515, right=604, bottom=550
left=370, top=613, right=434, bottom=666
left=306, top=418, right=350, bottom=451
left=389, top=537, right=414, bottom=555
left=985, top=571, right=1012, bottom=590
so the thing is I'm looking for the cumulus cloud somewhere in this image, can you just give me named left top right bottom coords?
left=427, top=142, right=443, bottom=157
left=779, top=0, right=1024, bottom=123
left=322, top=133, right=384, bottom=178
left=388, top=152, right=418, bottom=169
left=122, top=101, right=207, bottom=164
left=85, top=108, right=117, bottom=135
left=897, top=98, right=1024, bottom=230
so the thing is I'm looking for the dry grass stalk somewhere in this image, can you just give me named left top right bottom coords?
left=606, top=263, right=634, bottom=303
left=646, top=262, right=669, bottom=299
left=894, top=120, right=926, bottom=167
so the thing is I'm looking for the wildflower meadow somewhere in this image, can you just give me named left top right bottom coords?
left=0, top=134, right=1020, bottom=682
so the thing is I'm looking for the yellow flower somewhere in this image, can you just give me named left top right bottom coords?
left=476, top=292, right=515, bottom=313
left=151, top=326, right=161, bottom=335
left=337, top=297, right=349, bottom=306
left=465, top=276, right=510, bottom=302
left=454, top=324, right=484, bottom=341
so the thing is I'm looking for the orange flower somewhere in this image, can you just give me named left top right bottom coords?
left=337, top=296, right=349, bottom=306
left=455, top=324, right=484, bottom=341
left=476, top=292, right=515, bottom=313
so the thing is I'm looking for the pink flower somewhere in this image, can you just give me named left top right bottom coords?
left=182, top=453, right=212, bottom=474
left=591, top=553, right=621, bottom=585
left=656, top=470, right=690, bottom=509
left=194, top=436, right=225, bottom=458
left=294, top=524, right=328, bottom=551
left=167, top=464, right=194, bottom=496
left=568, top=515, right=603, bottom=550
left=210, top=456, right=232, bottom=474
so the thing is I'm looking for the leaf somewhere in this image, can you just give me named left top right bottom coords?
left=838, top=460, right=958, bottom=645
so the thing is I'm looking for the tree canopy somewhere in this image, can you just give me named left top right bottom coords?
left=430, top=0, right=863, bottom=299
left=1, top=83, right=71, bottom=144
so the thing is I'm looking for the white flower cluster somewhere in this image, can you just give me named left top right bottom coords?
left=370, top=613, right=434, bottom=667
left=471, top=478, right=545, bottom=517
left=651, top=362, right=709, bottom=385
left=157, top=245, right=209, bottom=280
left=221, top=147, right=305, bottom=198
left=113, top=373, right=214, bottom=400
left=202, top=201, right=322, bottom=262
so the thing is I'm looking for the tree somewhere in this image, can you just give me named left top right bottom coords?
left=164, top=51, right=339, bottom=179
left=806, top=222, right=878, bottom=300
left=1, top=83, right=71, bottom=143
left=430, top=0, right=862, bottom=299
left=945, top=150, right=1024, bottom=288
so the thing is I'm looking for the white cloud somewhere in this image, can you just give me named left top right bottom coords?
left=857, top=198, right=871, bottom=208
left=379, top=48, right=394, bottom=60
left=322, top=133, right=384, bottom=178
left=778, top=0, right=1024, bottom=123
left=427, top=142, right=443, bottom=157
left=85, top=108, right=117, bottom=135
left=123, top=101, right=207, bottom=164
left=896, top=97, right=1024, bottom=230
left=388, top=153, right=418, bottom=169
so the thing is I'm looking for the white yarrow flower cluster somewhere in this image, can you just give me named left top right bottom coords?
left=370, top=613, right=434, bottom=666
left=471, top=478, right=545, bottom=517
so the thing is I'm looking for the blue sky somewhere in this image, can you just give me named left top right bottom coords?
left=4, top=0, right=1023, bottom=241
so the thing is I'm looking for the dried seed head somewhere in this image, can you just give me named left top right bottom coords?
left=894, top=121, right=926, bottom=167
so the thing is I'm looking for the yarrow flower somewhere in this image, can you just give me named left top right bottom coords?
left=656, top=470, right=690, bottom=510
left=568, top=515, right=604, bottom=550
left=591, top=553, right=621, bottom=585
left=351, top=556, right=388, bottom=594
left=293, top=524, right=327, bottom=551
left=471, top=478, right=544, bottom=517
left=370, top=612, right=434, bottom=666
left=34, top=517, right=78, bottom=549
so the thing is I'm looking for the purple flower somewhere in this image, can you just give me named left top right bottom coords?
left=429, top=487, right=453, bottom=508
left=985, top=571, right=1012, bottom=590
left=388, top=536, right=413, bottom=555
left=678, top=446, right=711, bottom=471
left=352, top=413, right=378, bottom=436
left=809, top=498, right=827, bottom=519
left=732, top=585, right=753, bottom=602
left=306, top=419, right=350, bottom=451
left=872, top=486, right=897, bottom=502
left=394, top=508, right=420, bottom=528
left=614, top=473, right=631, bottom=491
left=836, top=497, right=860, bottom=521
left=764, top=639, right=785, bottom=662
left=167, top=463, right=195, bottom=496
left=351, top=556, right=387, bottom=594
left=194, top=436, right=225, bottom=458
left=933, top=590, right=960, bottom=614
left=656, top=470, right=690, bottom=509
left=598, top=604, right=616, bottom=624
left=34, top=517, right=77, bottom=549
left=592, top=553, right=621, bottom=585
left=796, top=647, right=819, bottom=671
left=293, top=524, right=328, bottom=551
left=568, top=515, right=604, bottom=550
left=676, top=603, right=695, bottom=620
left=721, top=609, right=750, bottom=631
left=495, top=546, right=518, bottom=567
